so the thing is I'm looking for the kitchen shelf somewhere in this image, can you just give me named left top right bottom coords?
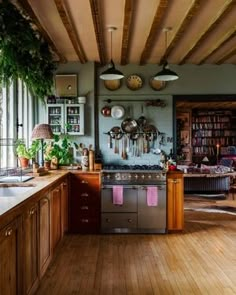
left=47, top=103, right=84, bottom=135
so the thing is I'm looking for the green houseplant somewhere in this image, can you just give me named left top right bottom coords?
left=44, top=134, right=75, bottom=168
left=0, top=0, right=57, bottom=101
left=15, top=139, right=40, bottom=168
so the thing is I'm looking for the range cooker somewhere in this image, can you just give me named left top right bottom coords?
left=101, top=165, right=167, bottom=234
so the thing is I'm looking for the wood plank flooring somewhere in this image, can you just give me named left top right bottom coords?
left=36, top=211, right=236, bottom=295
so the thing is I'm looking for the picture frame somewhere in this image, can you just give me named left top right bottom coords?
left=55, top=74, right=78, bottom=97
left=177, top=112, right=190, bottom=128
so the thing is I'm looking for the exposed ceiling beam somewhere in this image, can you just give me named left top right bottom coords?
left=179, top=0, right=236, bottom=64
left=199, top=28, right=236, bottom=64
left=54, top=0, right=87, bottom=63
left=216, top=46, right=236, bottom=64
left=89, top=0, right=106, bottom=65
left=16, top=0, right=67, bottom=63
left=121, top=0, right=134, bottom=65
left=160, top=0, right=202, bottom=65
left=139, top=0, right=168, bottom=65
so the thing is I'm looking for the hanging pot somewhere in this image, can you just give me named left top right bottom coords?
left=101, top=105, right=111, bottom=117
left=121, top=117, right=138, bottom=133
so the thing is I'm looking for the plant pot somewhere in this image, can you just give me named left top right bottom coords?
left=19, top=157, right=29, bottom=169
left=44, top=160, right=51, bottom=170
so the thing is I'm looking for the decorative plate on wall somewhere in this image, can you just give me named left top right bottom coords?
left=149, top=77, right=166, bottom=91
left=126, top=74, right=143, bottom=90
left=104, top=79, right=121, bottom=90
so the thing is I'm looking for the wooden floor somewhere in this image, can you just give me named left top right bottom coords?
left=36, top=210, right=236, bottom=295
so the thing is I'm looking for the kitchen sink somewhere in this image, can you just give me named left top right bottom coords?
left=0, top=186, right=35, bottom=197
left=0, top=175, right=34, bottom=183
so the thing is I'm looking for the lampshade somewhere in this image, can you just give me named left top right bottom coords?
left=154, top=61, right=179, bottom=81
left=31, top=124, right=53, bottom=140
left=154, top=27, right=179, bottom=81
left=99, top=27, right=124, bottom=81
left=100, top=60, right=124, bottom=80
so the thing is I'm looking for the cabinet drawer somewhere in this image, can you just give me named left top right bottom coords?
left=71, top=217, right=100, bottom=233
left=101, top=188, right=137, bottom=212
left=101, top=213, right=137, bottom=229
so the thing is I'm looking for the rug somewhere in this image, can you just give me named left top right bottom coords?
left=184, top=194, right=236, bottom=215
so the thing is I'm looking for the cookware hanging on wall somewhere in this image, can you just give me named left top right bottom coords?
left=101, top=105, right=111, bottom=117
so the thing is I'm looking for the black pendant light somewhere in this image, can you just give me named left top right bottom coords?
left=100, top=27, right=124, bottom=80
left=154, top=28, right=179, bottom=81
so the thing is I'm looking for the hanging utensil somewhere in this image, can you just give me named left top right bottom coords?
left=137, top=105, right=147, bottom=129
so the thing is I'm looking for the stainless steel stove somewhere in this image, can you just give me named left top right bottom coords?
left=101, top=164, right=167, bottom=234
left=102, top=164, right=166, bottom=185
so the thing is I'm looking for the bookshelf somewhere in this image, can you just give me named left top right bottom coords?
left=192, top=110, right=236, bottom=163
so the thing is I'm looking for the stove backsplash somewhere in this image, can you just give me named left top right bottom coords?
left=99, top=96, right=173, bottom=166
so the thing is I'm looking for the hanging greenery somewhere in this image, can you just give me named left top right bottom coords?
left=0, top=0, right=57, bottom=101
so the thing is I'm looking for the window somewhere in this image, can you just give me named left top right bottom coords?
left=0, top=79, right=36, bottom=169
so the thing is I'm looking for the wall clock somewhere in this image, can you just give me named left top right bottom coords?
left=126, top=74, right=143, bottom=90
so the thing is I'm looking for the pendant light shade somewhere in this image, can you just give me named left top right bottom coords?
left=154, top=28, right=179, bottom=81
left=154, top=61, right=179, bottom=81
left=100, top=27, right=124, bottom=80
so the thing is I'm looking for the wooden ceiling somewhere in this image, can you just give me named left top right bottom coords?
left=15, top=0, right=236, bottom=66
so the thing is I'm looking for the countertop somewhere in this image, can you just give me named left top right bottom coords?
left=0, top=170, right=69, bottom=216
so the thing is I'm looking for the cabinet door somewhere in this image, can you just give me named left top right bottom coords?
left=65, top=104, right=84, bottom=135
left=22, top=203, right=39, bottom=295
left=167, top=174, right=184, bottom=231
left=47, top=104, right=64, bottom=134
left=0, top=218, right=22, bottom=295
left=39, top=195, right=51, bottom=278
left=51, top=186, right=62, bottom=252
left=61, top=180, right=68, bottom=233
left=70, top=173, right=100, bottom=233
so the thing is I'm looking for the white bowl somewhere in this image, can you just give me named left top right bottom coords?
left=111, top=105, right=125, bottom=119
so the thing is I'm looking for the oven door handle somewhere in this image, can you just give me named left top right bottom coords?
left=102, top=185, right=139, bottom=189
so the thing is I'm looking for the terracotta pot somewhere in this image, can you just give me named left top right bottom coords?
left=44, top=160, right=51, bottom=170
left=19, top=157, right=29, bottom=169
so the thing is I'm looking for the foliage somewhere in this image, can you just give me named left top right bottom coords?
left=0, top=0, right=57, bottom=101
left=15, top=139, right=40, bottom=160
left=44, top=134, right=74, bottom=165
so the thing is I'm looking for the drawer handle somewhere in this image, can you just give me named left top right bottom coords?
left=81, top=193, right=89, bottom=197
left=172, top=179, right=179, bottom=184
left=105, top=218, right=110, bottom=223
left=80, top=206, right=88, bottom=210
left=5, top=228, right=13, bottom=236
left=128, top=219, right=132, bottom=223
left=81, top=219, right=89, bottom=223
left=81, top=180, right=89, bottom=184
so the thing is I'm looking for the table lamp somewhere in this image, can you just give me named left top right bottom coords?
left=31, top=124, right=53, bottom=167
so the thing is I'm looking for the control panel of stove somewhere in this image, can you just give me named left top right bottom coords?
left=102, top=171, right=166, bottom=185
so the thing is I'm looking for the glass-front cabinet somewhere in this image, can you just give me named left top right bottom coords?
left=47, top=103, right=84, bottom=135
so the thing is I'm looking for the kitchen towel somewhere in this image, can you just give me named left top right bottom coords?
left=147, top=186, right=158, bottom=206
left=112, top=185, right=124, bottom=205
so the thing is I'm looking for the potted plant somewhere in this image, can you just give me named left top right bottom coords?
left=44, top=134, right=75, bottom=169
left=15, top=139, right=40, bottom=168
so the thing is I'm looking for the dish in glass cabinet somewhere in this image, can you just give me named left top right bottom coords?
left=104, top=79, right=121, bottom=90
left=126, top=74, right=143, bottom=90
left=149, top=77, right=166, bottom=90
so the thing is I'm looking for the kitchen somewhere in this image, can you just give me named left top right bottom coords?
left=1, top=0, right=236, bottom=294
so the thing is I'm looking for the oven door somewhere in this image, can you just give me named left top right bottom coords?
left=101, top=185, right=138, bottom=232
left=138, top=185, right=166, bottom=233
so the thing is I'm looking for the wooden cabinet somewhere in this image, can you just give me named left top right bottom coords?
left=51, top=185, right=62, bottom=252
left=22, top=203, right=39, bottom=295
left=0, top=218, right=22, bottom=295
left=70, top=173, right=101, bottom=233
left=167, top=171, right=184, bottom=231
left=39, top=194, right=51, bottom=278
left=61, top=179, right=69, bottom=233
